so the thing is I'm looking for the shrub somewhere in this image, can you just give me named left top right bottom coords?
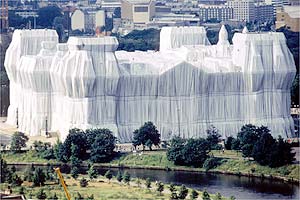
left=11, top=174, right=23, bottom=186
left=80, top=178, right=88, bottom=187
left=156, top=181, right=164, bottom=195
left=178, top=185, right=188, bottom=199
left=104, top=170, right=113, bottom=183
left=36, top=189, right=47, bottom=200
left=71, top=166, right=79, bottom=179
left=145, top=178, right=151, bottom=189
left=167, top=136, right=210, bottom=167
left=202, top=190, right=210, bottom=200
left=33, top=168, right=46, bottom=187
left=116, top=171, right=123, bottom=182
left=88, top=165, right=98, bottom=180
left=203, top=157, right=221, bottom=171
left=123, top=171, right=131, bottom=185
left=190, top=189, right=199, bottom=200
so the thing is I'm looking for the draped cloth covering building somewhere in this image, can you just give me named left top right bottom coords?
left=4, top=26, right=296, bottom=142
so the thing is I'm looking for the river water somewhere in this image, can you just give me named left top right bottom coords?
left=12, top=164, right=300, bottom=200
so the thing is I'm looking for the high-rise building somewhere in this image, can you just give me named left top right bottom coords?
left=198, top=4, right=233, bottom=22
left=254, top=3, right=274, bottom=22
left=227, top=0, right=256, bottom=22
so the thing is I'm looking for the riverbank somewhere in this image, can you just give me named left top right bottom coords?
left=2, top=150, right=299, bottom=184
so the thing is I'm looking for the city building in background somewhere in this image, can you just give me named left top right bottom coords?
left=198, top=4, right=233, bottom=22
left=121, top=0, right=155, bottom=25
left=71, top=8, right=106, bottom=32
left=227, top=0, right=255, bottom=22
left=276, top=5, right=300, bottom=32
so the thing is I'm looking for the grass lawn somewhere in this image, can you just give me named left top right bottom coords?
left=0, top=175, right=227, bottom=200
left=2, top=149, right=299, bottom=181
left=1, top=150, right=55, bottom=164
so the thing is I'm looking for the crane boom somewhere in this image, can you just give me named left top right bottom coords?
left=54, top=167, right=71, bottom=200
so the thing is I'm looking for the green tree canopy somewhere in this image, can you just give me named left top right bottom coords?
left=89, top=129, right=116, bottom=163
left=10, top=132, right=28, bottom=153
left=132, top=121, right=160, bottom=150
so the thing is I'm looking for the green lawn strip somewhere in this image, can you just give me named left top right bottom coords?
left=3, top=150, right=299, bottom=182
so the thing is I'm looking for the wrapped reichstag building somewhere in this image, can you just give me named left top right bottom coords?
left=4, top=26, right=296, bottom=142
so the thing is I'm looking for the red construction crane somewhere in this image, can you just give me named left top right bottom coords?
left=0, top=0, right=8, bottom=32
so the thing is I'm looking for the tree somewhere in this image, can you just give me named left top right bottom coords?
left=89, top=129, right=116, bottom=163
left=36, top=189, right=47, bottom=199
left=132, top=122, right=161, bottom=150
left=268, top=136, right=295, bottom=167
left=231, top=138, right=240, bottom=151
left=11, top=165, right=16, bottom=173
left=24, top=164, right=35, bottom=182
left=122, top=171, right=130, bottom=185
left=104, top=170, right=113, bottom=183
left=178, top=185, right=188, bottom=199
left=190, top=189, right=199, bottom=200
left=156, top=181, right=164, bottom=195
left=167, top=136, right=210, bottom=167
left=237, top=124, right=260, bottom=158
left=169, top=183, right=178, bottom=199
left=116, top=171, right=123, bottom=183
left=88, top=165, right=98, bottom=180
left=166, top=136, right=186, bottom=165
left=145, top=178, right=151, bottom=189
left=10, top=132, right=29, bottom=153
left=70, top=143, right=82, bottom=167
left=225, top=136, right=234, bottom=150
left=252, top=128, right=275, bottom=166
left=202, top=190, right=211, bottom=200
left=206, top=125, right=222, bottom=150
left=182, top=138, right=210, bottom=167
left=37, top=5, right=62, bottom=28
left=54, top=139, right=67, bottom=162
left=0, top=157, right=11, bottom=183
left=33, top=168, right=46, bottom=187
left=71, top=166, right=80, bottom=180
left=80, top=178, right=88, bottom=187
left=63, top=128, right=87, bottom=161
left=11, top=174, right=23, bottom=186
